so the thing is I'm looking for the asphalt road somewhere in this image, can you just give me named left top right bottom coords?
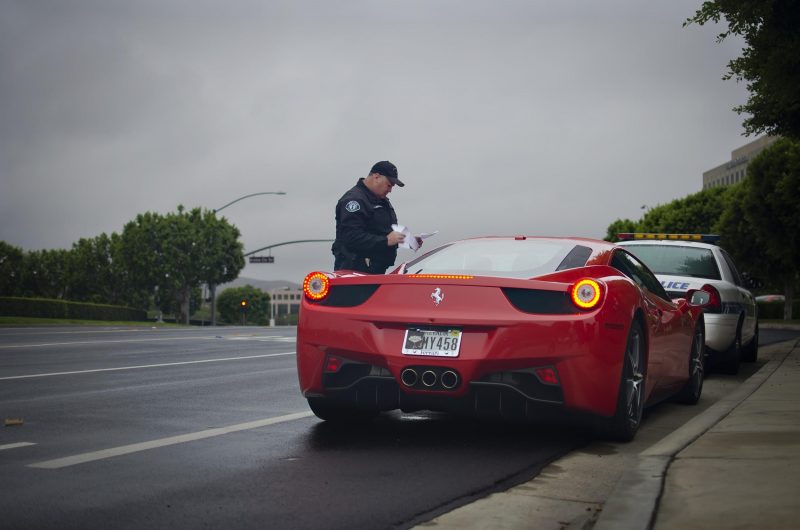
left=0, top=326, right=794, bottom=530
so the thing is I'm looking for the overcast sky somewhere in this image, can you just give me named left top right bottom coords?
left=0, top=0, right=751, bottom=284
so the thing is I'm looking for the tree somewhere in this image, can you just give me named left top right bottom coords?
left=66, top=233, right=145, bottom=306
left=638, top=187, right=729, bottom=234
left=118, top=206, right=245, bottom=323
left=715, top=183, right=779, bottom=287
left=604, top=219, right=638, bottom=242
left=216, top=285, right=270, bottom=325
left=19, top=249, right=71, bottom=299
left=0, top=241, right=24, bottom=296
left=726, top=138, right=800, bottom=318
left=685, top=1, right=800, bottom=139
left=603, top=187, right=729, bottom=241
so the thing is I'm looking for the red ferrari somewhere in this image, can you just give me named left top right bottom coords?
left=297, top=236, right=707, bottom=441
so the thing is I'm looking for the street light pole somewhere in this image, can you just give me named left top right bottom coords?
left=209, top=191, right=286, bottom=326
left=213, top=192, right=286, bottom=214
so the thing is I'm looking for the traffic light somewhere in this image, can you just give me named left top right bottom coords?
left=240, top=299, right=249, bottom=312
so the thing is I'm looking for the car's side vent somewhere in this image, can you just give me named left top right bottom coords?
left=501, top=288, right=574, bottom=314
left=315, top=285, right=380, bottom=307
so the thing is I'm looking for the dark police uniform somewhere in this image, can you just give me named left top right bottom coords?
left=332, top=178, right=398, bottom=274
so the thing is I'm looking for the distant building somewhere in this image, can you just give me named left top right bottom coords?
left=702, top=136, right=779, bottom=189
left=269, top=287, right=301, bottom=321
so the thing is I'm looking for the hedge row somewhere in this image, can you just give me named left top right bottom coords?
left=0, top=297, right=147, bottom=322
left=758, top=300, right=800, bottom=320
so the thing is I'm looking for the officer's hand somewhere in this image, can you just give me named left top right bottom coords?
left=387, top=231, right=405, bottom=246
left=415, top=237, right=423, bottom=248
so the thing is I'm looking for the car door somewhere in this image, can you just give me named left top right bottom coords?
left=719, top=248, right=758, bottom=343
left=611, top=250, right=687, bottom=394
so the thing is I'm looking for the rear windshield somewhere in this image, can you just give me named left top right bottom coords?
left=622, top=244, right=721, bottom=280
left=402, top=239, right=592, bottom=279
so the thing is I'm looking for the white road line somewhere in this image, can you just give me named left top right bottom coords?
left=0, top=352, right=296, bottom=381
left=0, top=335, right=226, bottom=349
left=28, top=411, right=314, bottom=469
left=0, top=442, right=37, bottom=451
left=0, top=335, right=297, bottom=349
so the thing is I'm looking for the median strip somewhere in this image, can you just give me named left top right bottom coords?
left=28, top=411, right=314, bottom=469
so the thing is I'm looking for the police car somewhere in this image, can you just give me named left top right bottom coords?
left=617, top=233, right=758, bottom=374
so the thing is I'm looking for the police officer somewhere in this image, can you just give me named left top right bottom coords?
left=332, top=161, right=409, bottom=273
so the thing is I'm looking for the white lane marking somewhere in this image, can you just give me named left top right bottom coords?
left=0, top=334, right=296, bottom=349
left=0, top=335, right=222, bottom=349
left=28, top=411, right=314, bottom=469
left=228, top=336, right=296, bottom=342
left=0, top=442, right=37, bottom=451
left=0, top=352, right=296, bottom=381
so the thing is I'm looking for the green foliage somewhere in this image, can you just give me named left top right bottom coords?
left=0, top=205, right=244, bottom=320
left=685, top=1, right=800, bottom=139
left=155, top=285, right=202, bottom=317
left=639, top=187, right=728, bottom=233
left=118, top=205, right=245, bottom=323
left=0, top=296, right=146, bottom=321
left=66, top=233, right=149, bottom=307
left=20, top=248, right=71, bottom=299
left=217, top=285, right=270, bottom=325
left=743, top=139, right=800, bottom=264
left=720, top=138, right=800, bottom=317
left=0, top=241, right=24, bottom=296
left=604, top=219, right=638, bottom=242
left=604, top=187, right=729, bottom=242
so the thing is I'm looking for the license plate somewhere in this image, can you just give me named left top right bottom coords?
left=402, top=328, right=462, bottom=357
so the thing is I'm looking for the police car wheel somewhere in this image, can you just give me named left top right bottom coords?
left=741, top=322, right=759, bottom=363
left=718, top=325, right=742, bottom=375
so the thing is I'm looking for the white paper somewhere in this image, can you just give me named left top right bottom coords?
left=392, top=224, right=438, bottom=251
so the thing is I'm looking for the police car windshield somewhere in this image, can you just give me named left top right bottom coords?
left=404, top=239, right=591, bottom=279
left=623, top=245, right=721, bottom=280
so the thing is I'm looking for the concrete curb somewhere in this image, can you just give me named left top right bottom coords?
left=592, top=340, right=797, bottom=530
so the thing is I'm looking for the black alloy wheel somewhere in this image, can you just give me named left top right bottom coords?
left=602, top=319, right=646, bottom=442
left=676, top=321, right=704, bottom=405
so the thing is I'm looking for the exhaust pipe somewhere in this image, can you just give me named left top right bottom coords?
left=401, top=368, right=418, bottom=387
left=421, top=370, right=437, bottom=387
left=440, top=370, right=459, bottom=389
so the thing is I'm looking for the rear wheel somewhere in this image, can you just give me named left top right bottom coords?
left=718, top=322, right=742, bottom=375
left=601, top=319, right=646, bottom=442
left=676, top=322, right=704, bottom=405
left=741, top=321, right=759, bottom=363
left=307, top=398, right=379, bottom=423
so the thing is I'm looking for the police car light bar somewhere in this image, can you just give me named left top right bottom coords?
left=617, top=233, right=721, bottom=243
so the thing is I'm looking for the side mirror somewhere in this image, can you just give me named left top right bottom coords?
left=686, top=288, right=710, bottom=307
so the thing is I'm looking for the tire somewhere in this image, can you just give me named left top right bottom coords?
left=675, top=321, right=704, bottom=405
left=718, top=322, right=742, bottom=375
left=307, top=398, right=379, bottom=423
left=741, top=321, right=759, bottom=363
left=601, top=319, right=646, bottom=442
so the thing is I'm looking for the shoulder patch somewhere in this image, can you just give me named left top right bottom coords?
left=345, top=200, right=361, bottom=213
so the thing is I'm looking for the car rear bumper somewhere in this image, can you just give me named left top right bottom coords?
left=305, top=370, right=575, bottom=422
left=704, top=313, right=739, bottom=352
left=296, top=306, right=631, bottom=418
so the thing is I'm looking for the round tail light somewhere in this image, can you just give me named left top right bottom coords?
left=570, top=278, right=603, bottom=310
left=303, top=272, right=330, bottom=301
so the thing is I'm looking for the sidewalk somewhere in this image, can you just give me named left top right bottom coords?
left=595, top=333, right=800, bottom=530
left=418, top=331, right=800, bottom=530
